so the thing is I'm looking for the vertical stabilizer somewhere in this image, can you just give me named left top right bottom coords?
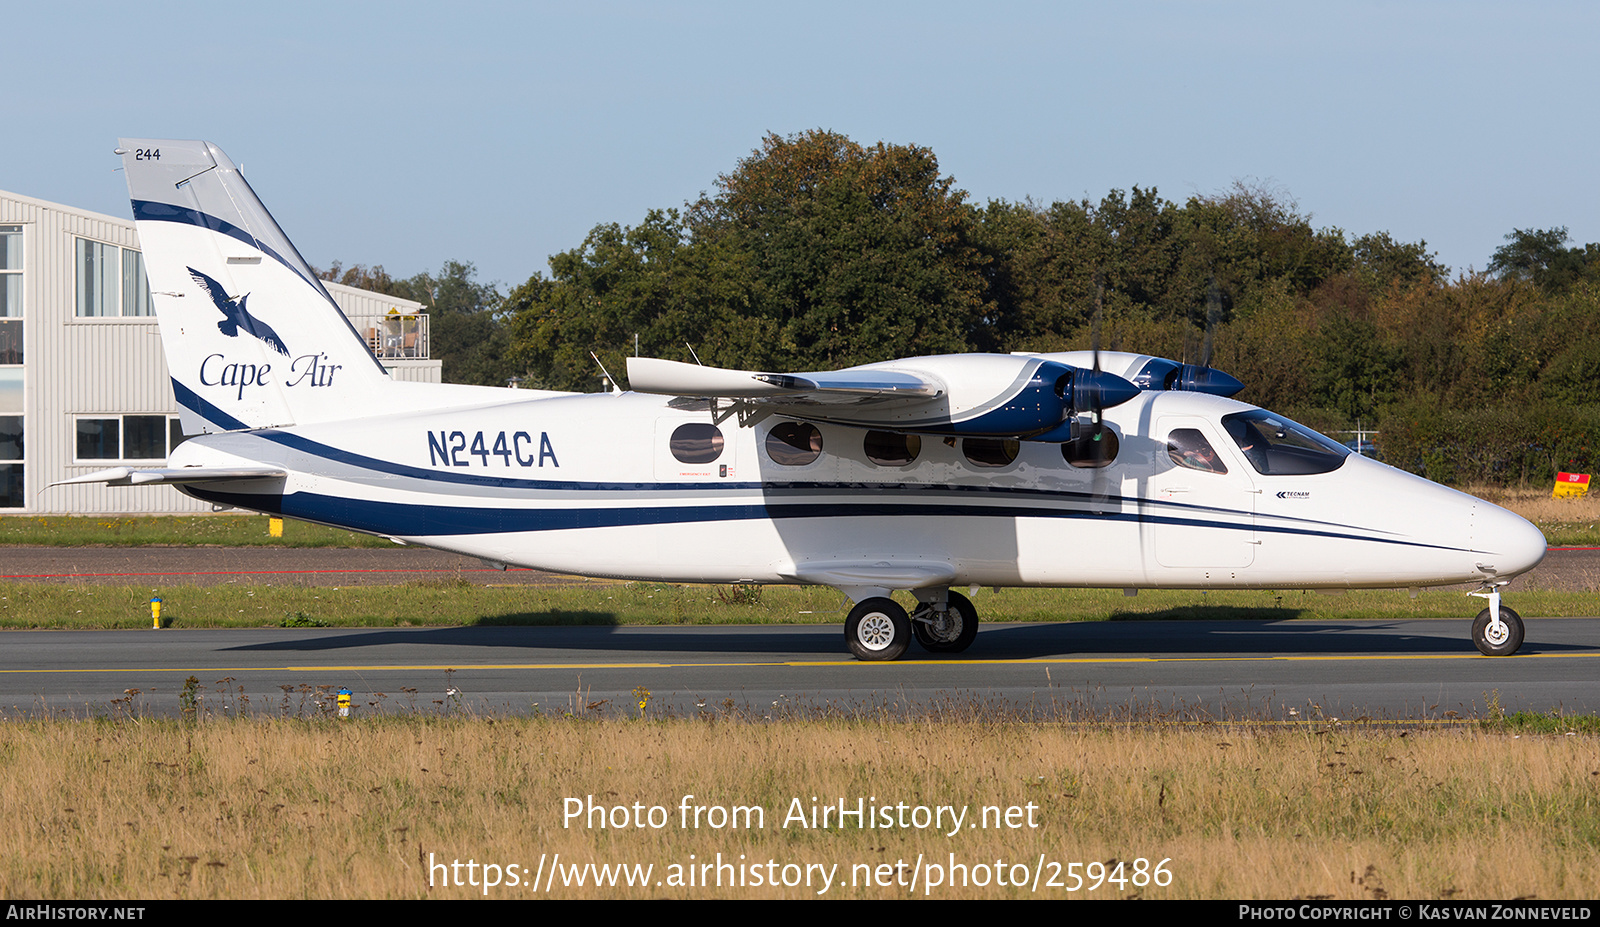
left=118, top=139, right=392, bottom=432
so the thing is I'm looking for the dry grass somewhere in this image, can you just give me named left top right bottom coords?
left=1, top=716, right=1596, bottom=899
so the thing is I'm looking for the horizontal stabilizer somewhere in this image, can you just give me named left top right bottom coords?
left=627, top=357, right=942, bottom=405
left=50, top=466, right=287, bottom=488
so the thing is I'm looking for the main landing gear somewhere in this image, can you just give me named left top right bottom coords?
left=1469, top=582, right=1525, bottom=656
left=844, top=589, right=979, bottom=661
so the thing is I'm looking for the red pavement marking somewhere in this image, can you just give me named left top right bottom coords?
left=0, top=567, right=522, bottom=579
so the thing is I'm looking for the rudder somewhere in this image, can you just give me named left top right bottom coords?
left=118, top=139, right=393, bottom=433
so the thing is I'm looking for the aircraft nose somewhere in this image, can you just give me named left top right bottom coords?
left=1477, top=503, right=1547, bottom=579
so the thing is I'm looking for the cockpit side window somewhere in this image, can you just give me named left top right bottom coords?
left=1221, top=410, right=1350, bottom=475
left=1167, top=428, right=1227, bottom=474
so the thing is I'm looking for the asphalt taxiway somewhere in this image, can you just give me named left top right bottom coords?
left=2, top=546, right=1596, bottom=720
left=4, top=619, right=1596, bottom=721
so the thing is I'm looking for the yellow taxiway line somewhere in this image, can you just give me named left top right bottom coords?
left=4, top=650, right=1598, bottom=674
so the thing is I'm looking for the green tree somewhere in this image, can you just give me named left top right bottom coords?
left=401, top=261, right=513, bottom=387
left=687, top=130, right=991, bottom=369
left=1311, top=311, right=1399, bottom=422
left=1489, top=227, right=1599, bottom=293
left=1351, top=231, right=1447, bottom=290
left=1173, top=181, right=1352, bottom=331
left=507, top=210, right=767, bottom=391
left=318, top=259, right=512, bottom=386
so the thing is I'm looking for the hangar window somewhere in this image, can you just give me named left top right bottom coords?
left=75, top=239, right=152, bottom=318
left=76, top=418, right=119, bottom=460
left=1167, top=428, right=1227, bottom=474
left=1063, top=428, right=1119, bottom=468
left=1, top=226, right=21, bottom=364
left=864, top=431, right=921, bottom=467
left=963, top=437, right=1019, bottom=468
left=74, top=415, right=184, bottom=462
left=669, top=422, right=724, bottom=464
left=766, top=421, right=822, bottom=466
left=0, top=416, right=19, bottom=462
left=0, top=437, right=18, bottom=505
left=1, top=226, right=20, bottom=317
left=0, top=368, right=19, bottom=507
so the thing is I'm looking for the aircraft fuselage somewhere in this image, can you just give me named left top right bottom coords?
left=169, top=387, right=1546, bottom=595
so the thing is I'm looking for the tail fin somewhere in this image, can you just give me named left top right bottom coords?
left=118, top=139, right=393, bottom=433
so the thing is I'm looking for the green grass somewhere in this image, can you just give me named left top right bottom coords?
left=0, top=514, right=391, bottom=548
left=1536, top=522, right=1600, bottom=547
left=2, top=580, right=1596, bottom=630
left=1485, top=710, right=1600, bottom=735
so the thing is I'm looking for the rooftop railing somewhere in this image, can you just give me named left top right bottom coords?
left=354, top=313, right=429, bottom=359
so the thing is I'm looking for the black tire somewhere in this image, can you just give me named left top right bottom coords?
left=846, top=597, right=911, bottom=661
left=1472, top=606, right=1524, bottom=656
left=911, top=591, right=979, bottom=654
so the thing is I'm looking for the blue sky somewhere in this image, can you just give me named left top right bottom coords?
left=5, top=1, right=1596, bottom=293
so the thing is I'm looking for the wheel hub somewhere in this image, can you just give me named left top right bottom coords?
left=857, top=613, right=895, bottom=650
left=914, top=607, right=958, bottom=642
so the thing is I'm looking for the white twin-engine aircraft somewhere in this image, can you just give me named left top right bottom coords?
left=66, top=139, right=1547, bottom=660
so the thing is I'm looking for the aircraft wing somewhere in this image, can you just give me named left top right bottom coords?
left=49, top=466, right=288, bottom=487
left=626, top=357, right=943, bottom=406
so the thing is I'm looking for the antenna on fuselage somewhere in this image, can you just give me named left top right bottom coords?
left=686, top=343, right=704, bottom=366
left=591, top=351, right=619, bottom=394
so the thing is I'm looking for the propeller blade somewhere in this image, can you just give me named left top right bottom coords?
left=1203, top=275, right=1221, bottom=370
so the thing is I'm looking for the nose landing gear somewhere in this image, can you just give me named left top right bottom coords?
left=1469, top=583, right=1524, bottom=656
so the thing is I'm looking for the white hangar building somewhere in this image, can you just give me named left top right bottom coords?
left=0, top=189, right=441, bottom=515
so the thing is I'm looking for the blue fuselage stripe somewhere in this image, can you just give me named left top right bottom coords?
left=181, top=486, right=1468, bottom=554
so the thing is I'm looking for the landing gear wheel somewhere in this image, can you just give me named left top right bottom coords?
left=1472, top=606, right=1524, bottom=656
left=846, top=598, right=911, bottom=661
left=911, top=591, right=979, bottom=654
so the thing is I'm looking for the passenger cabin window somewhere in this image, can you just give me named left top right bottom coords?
left=1221, top=410, right=1350, bottom=475
left=963, top=438, right=1019, bottom=468
left=1062, top=428, right=1119, bottom=468
left=669, top=423, right=724, bottom=464
left=766, top=422, right=822, bottom=466
left=864, top=430, right=920, bottom=467
left=1167, top=428, right=1227, bottom=474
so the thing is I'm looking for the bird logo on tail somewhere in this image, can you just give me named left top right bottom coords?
left=187, top=267, right=290, bottom=356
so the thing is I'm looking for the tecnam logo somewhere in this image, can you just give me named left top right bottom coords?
left=1276, top=491, right=1310, bottom=499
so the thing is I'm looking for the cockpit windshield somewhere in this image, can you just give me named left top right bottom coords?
left=1220, top=410, right=1351, bottom=476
